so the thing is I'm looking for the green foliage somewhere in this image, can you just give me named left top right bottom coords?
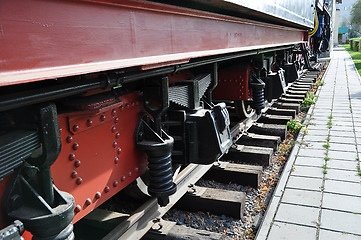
left=344, top=44, right=361, bottom=60
left=355, top=61, right=361, bottom=77
left=351, top=0, right=361, bottom=34
left=324, top=157, right=330, bottom=161
left=287, top=120, right=304, bottom=134
left=300, top=92, right=316, bottom=112
left=323, top=143, right=330, bottom=149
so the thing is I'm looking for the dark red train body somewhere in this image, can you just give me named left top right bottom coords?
left=0, top=0, right=332, bottom=239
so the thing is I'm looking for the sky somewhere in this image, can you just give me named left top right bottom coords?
left=337, top=0, right=359, bottom=26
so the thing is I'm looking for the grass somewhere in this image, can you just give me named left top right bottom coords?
left=343, top=44, right=361, bottom=60
left=344, top=44, right=361, bottom=77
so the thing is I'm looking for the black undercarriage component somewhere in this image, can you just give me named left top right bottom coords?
left=136, top=77, right=176, bottom=207
left=250, top=75, right=265, bottom=114
left=284, top=62, right=299, bottom=84
left=168, top=74, right=211, bottom=109
left=4, top=104, right=75, bottom=240
left=264, top=69, right=287, bottom=102
left=166, top=103, right=232, bottom=164
left=0, top=131, right=40, bottom=182
left=135, top=115, right=177, bottom=207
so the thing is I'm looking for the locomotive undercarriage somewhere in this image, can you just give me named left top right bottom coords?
left=0, top=44, right=312, bottom=239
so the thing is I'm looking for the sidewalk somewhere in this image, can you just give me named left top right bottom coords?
left=256, top=49, right=361, bottom=240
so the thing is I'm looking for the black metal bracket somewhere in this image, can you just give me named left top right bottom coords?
left=4, top=103, right=75, bottom=240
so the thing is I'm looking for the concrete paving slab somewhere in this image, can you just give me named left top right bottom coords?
left=328, top=143, right=357, bottom=152
left=319, top=229, right=361, bottom=240
left=281, top=188, right=322, bottom=207
left=321, top=209, right=361, bottom=235
left=297, top=149, right=325, bottom=158
left=290, top=165, right=323, bottom=178
left=268, top=222, right=317, bottom=240
left=294, top=156, right=324, bottom=168
left=287, top=176, right=323, bottom=192
left=327, top=159, right=358, bottom=172
left=274, top=203, right=319, bottom=227
left=322, top=192, right=361, bottom=213
left=324, top=179, right=361, bottom=197
left=327, top=150, right=357, bottom=161
left=328, top=136, right=355, bottom=144
left=325, top=169, right=360, bottom=183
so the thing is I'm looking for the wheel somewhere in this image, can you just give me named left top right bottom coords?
left=234, top=100, right=255, bottom=119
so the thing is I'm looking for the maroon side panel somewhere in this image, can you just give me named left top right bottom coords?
left=0, top=0, right=306, bottom=86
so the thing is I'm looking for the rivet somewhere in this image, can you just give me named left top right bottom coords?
left=117, top=148, right=122, bottom=154
left=121, top=176, right=126, bottom=182
left=114, top=117, right=119, bottom=124
left=114, top=157, right=119, bottom=164
left=69, top=153, right=76, bottom=161
left=135, top=167, right=139, bottom=173
left=74, top=205, right=81, bottom=213
left=131, top=102, right=135, bottom=107
left=111, top=126, right=116, bottom=133
left=128, top=171, right=132, bottom=177
left=113, top=180, right=118, bottom=187
left=71, top=171, right=77, bottom=178
left=115, top=132, right=120, bottom=139
left=87, top=119, right=93, bottom=127
left=59, top=128, right=63, bottom=133
left=113, top=141, right=118, bottom=148
left=104, top=186, right=110, bottom=193
left=100, top=114, right=106, bottom=121
left=111, top=109, right=117, bottom=116
left=73, top=124, right=79, bottom=132
left=95, top=192, right=101, bottom=199
left=125, top=103, right=130, bottom=109
left=76, top=177, right=83, bottom=185
left=66, top=136, right=73, bottom=143
left=73, top=143, right=79, bottom=150
left=119, top=105, right=124, bottom=111
left=85, top=198, right=91, bottom=206
left=74, top=160, right=81, bottom=167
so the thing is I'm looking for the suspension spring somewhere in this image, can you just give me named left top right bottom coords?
left=251, top=78, right=266, bottom=115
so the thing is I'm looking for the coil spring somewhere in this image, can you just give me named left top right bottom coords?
left=148, top=152, right=176, bottom=206
left=251, top=83, right=265, bottom=115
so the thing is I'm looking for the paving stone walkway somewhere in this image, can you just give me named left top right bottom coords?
left=256, top=48, right=361, bottom=240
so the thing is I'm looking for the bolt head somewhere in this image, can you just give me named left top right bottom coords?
left=113, top=181, right=118, bottom=187
left=73, top=124, right=79, bottom=132
left=74, top=205, right=81, bottom=213
left=85, top=198, right=91, bottom=206
left=121, top=176, right=126, bottom=182
left=115, top=132, right=120, bottom=139
left=66, top=136, right=73, bottom=143
left=104, top=186, right=110, bottom=193
left=71, top=171, right=78, bottom=179
left=95, top=192, right=101, bottom=199
left=135, top=167, right=139, bottom=173
left=111, top=109, right=117, bottom=116
left=76, top=177, right=83, bottom=185
left=73, top=143, right=79, bottom=150
left=113, top=141, right=118, bottom=148
left=87, top=119, right=93, bottom=127
left=111, top=126, right=116, bottom=133
left=128, top=171, right=132, bottom=177
left=69, top=153, right=76, bottom=161
left=114, top=157, right=119, bottom=164
left=74, top=160, right=81, bottom=167
left=114, top=117, right=119, bottom=124
left=117, top=148, right=122, bottom=154
left=100, top=114, right=106, bottom=121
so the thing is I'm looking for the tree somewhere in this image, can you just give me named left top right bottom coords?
left=350, top=0, right=361, bottom=35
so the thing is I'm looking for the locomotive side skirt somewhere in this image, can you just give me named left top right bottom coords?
left=0, top=0, right=306, bottom=86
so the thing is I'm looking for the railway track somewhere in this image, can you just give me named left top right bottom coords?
left=73, top=62, right=328, bottom=240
